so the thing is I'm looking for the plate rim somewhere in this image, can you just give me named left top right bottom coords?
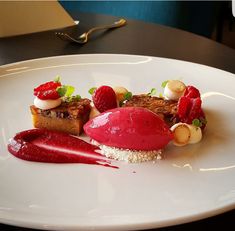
left=1, top=53, right=235, bottom=230
left=0, top=53, right=235, bottom=77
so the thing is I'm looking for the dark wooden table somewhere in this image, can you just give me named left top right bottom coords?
left=0, top=11, right=234, bottom=231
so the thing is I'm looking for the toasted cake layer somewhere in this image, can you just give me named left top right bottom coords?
left=123, top=94, right=178, bottom=126
left=30, top=98, right=91, bottom=135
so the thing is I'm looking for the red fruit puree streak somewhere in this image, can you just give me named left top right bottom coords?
left=7, top=129, right=118, bottom=169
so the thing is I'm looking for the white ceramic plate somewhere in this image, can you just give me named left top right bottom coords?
left=0, top=54, right=235, bottom=231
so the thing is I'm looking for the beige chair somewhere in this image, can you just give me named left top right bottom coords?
left=0, top=0, right=75, bottom=38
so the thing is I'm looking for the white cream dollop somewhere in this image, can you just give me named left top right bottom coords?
left=34, top=97, right=62, bottom=110
left=164, top=80, right=186, bottom=100
left=188, top=125, right=202, bottom=144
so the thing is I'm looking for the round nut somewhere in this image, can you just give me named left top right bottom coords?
left=167, top=80, right=186, bottom=93
left=113, top=86, right=129, bottom=103
left=171, top=123, right=191, bottom=146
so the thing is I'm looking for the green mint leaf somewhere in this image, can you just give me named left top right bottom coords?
left=119, top=91, right=132, bottom=106
left=54, top=75, right=61, bottom=83
left=56, top=86, right=67, bottom=97
left=56, top=85, right=75, bottom=97
left=161, top=80, right=169, bottom=88
left=192, top=118, right=202, bottom=127
left=124, top=91, right=132, bottom=100
left=64, top=85, right=75, bottom=97
left=88, top=87, right=97, bottom=95
left=148, top=88, right=157, bottom=96
left=63, top=95, right=81, bottom=103
left=74, top=94, right=81, bottom=100
left=159, top=93, right=163, bottom=98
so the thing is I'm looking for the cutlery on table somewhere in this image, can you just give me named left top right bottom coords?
left=55, top=18, right=126, bottom=44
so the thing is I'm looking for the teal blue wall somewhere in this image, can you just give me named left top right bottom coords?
left=60, top=1, right=221, bottom=38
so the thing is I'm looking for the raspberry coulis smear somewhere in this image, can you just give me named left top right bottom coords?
left=8, top=129, right=117, bottom=168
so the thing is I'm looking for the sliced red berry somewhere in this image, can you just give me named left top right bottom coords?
left=92, top=86, right=117, bottom=113
left=184, top=86, right=200, bottom=98
left=177, top=96, right=191, bottom=120
left=177, top=84, right=205, bottom=125
left=34, top=81, right=61, bottom=100
left=185, top=97, right=202, bottom=124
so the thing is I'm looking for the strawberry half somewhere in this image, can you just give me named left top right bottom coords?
left=177, top=96, right=191, bottom=120
left=184, top=85, right=200, bottom=98
left=92, top=86, right=117, bottom=113
left=34, top=81, right=61, bottom=100
left=186, top=97, right=202, bottom=124
left=177, top=84, right=206, bottom=128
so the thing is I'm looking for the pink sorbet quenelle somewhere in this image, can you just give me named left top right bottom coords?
left=84, top=107, right=173, bottom=162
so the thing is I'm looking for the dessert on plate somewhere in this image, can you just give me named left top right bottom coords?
left=84, top=107, right=173, bottom=163
left=30, top=77, right=91, bottom=135
left=19, top=78, right=207, bottom=164
left=88, top=80, right=207, bottom=153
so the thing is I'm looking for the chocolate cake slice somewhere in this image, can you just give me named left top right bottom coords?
left=123, top=94, right=178, bottom=126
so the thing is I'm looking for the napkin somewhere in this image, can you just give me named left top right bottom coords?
left=0, top=0, right=76, bottom=38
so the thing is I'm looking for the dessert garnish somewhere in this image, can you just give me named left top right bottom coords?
left=33, top=78, right=62, bottom=110
left=34, top=77, right=62, bottom=100
left=147, top=88, right=157, bottom=97
left=113, top=86, right=132, bottom=106
left=170, top=122, right=202, bottom=146
left=90, top=85, right=117, bottom=113
left=30, top=77, right=91, bottom=135
left=163, top=80, right=186, bottom=100
left=89, top=85, right=132, bottom=110
left=162, top=80, right=207, bottom=146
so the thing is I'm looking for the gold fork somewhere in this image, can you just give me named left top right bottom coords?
left=55, top=18, right=126, bottom=44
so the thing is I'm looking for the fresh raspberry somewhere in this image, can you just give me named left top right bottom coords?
left=177, top=96, right=191, bottom=120
left=184, top=86, right=200, bottom=98
left=92, top=86, right=117, bottom=113
left=34, top=81, right=61, bottom=100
